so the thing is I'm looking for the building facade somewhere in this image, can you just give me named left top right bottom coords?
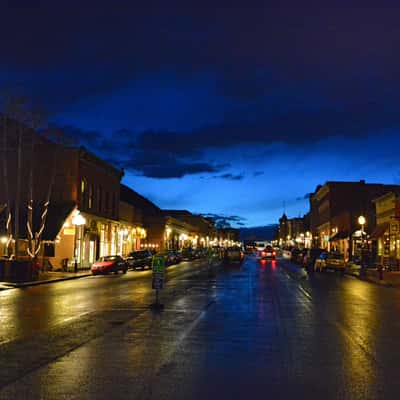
left=309, top=180, right=400, bottom=260
left=278, top=213, right=311, bottom=248
left=49, top=147, right=125, bottom=269
left=372, top=191, right=400, bottom=268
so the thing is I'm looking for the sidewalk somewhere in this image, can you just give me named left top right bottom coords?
left=279, top=257, right=400, bottom=289
left=0, top=270, right=91, bottom=290
left=345, top=263, right=400, bottom=287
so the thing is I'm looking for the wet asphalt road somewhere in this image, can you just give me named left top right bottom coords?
left=1, top=256, right=400, bottom=399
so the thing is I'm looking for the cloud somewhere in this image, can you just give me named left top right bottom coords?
left=122, top=155, right=223, bottom=179
left=253, top=171, right=264, bottom=177
left=201, top=213, right=246, bottom=228
left=213, top=173, right=244, bottom=181
left=45, top=125, right=230, bottom=178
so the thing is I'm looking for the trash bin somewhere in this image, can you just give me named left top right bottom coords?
left=0, top=258, right=6, bottom=280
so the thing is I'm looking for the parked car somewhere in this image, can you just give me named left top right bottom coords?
left=291, top=248, right=307, bottom=264
left=259, top=245, right=276, bottom=260
left=91, top=255, right=128, bottom=275
left=126, top=250, right=153, bottom=270
left=302, top=248, right=325, bottom=270
left=223, top=246, right=244, bottom=263
left=181, top=248, right=196, bottom=261
left=194, top=248, right=207, bottom=258
left=281, top=247, right=292, bottom=259
left=155, top=251, right=177, bottom=266
left=171, top=250, right=182, bottom=264
left=314, top=251, right=345, bottom=274
left=167, top=250, right=181, bottom=265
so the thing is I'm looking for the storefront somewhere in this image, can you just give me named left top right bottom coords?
left=329, top=231, right=350, bottom=260
left=372, top=191, right=400, bottom=269
left=50, top=208, right=147, bottom=270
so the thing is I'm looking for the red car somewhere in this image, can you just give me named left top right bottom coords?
left=91, top=255, right=128, bottom=275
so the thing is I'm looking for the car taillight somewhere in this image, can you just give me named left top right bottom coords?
left=261, top=251, right=266, bottom=257
left=272, top=251, right=276, bottom=256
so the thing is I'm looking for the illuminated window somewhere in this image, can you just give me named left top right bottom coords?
left=80, top=179, right=87, bottom=207
left=100, top=224, right=106, bottom=257
left=88, top=184, right=93, bottom=209
left=111, top=226, right=116, bottom=255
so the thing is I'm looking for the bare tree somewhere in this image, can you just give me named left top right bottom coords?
left=26, top=107, right=48, bottom=259
left=1, top=92, right=56, bottom=261
left=1, top=94, right=28, bottom=258
left=1, top=107, right=12, bottom=254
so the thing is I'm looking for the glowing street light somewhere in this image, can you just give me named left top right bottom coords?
left=72, top=211, right=86, bottom=226
left=358, top=215, right=367, bottom=273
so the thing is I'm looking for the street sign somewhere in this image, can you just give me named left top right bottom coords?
left=152, top=273, right=164, bottom=290
left=151, top=255, right=165, bottom=290
left=152, top=255, right=165, bottom=274
left=151, top=255, right=165, bottom=310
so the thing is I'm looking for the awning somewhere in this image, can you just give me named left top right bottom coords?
left=370, top=222, right=389, bottom=240
left=0, top=202, right=76, bottom=241
left=330, top=231, right=349, bottom=242
left=42, top=202, right=76, bottom=241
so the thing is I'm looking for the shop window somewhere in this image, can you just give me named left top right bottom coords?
left=100, top=224, right=106, bottom=257
left=111, top=226, right=116, bottom=255
left=81, top=178, right=87, bottom=207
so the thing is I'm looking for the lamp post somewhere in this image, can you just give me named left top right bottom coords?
left=358, top=215, right=366, bottom=274
left=72, top=211, right=86, bottom=272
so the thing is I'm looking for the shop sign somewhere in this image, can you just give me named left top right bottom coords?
left=63, top=227, right=75, bottom=235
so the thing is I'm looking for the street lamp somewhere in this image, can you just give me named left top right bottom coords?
left=358, top=215, right=366, bottom=273
left=72, top=211, right=86, bottom=271
left=358, top=215, right=366, bottom=245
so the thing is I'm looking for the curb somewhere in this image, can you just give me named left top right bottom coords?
left=344, top=271, right=394, bottom=288
left=278, top=260, right=396, bottom=288
left=1, top=273, right=92, bottom=289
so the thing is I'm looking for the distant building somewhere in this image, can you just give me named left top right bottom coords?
left=120, top=185, right=164, bottom=251
left=278, top=213, right=311, bottom=248
left=278, top=213, right=288, bottom=243
left=162, top=210, right=217, bottom=249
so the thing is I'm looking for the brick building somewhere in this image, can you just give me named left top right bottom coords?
left=310, top=180, right=400, bottom=260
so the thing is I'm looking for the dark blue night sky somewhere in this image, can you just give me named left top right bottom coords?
left=2, top=1, right=400, bottom=226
